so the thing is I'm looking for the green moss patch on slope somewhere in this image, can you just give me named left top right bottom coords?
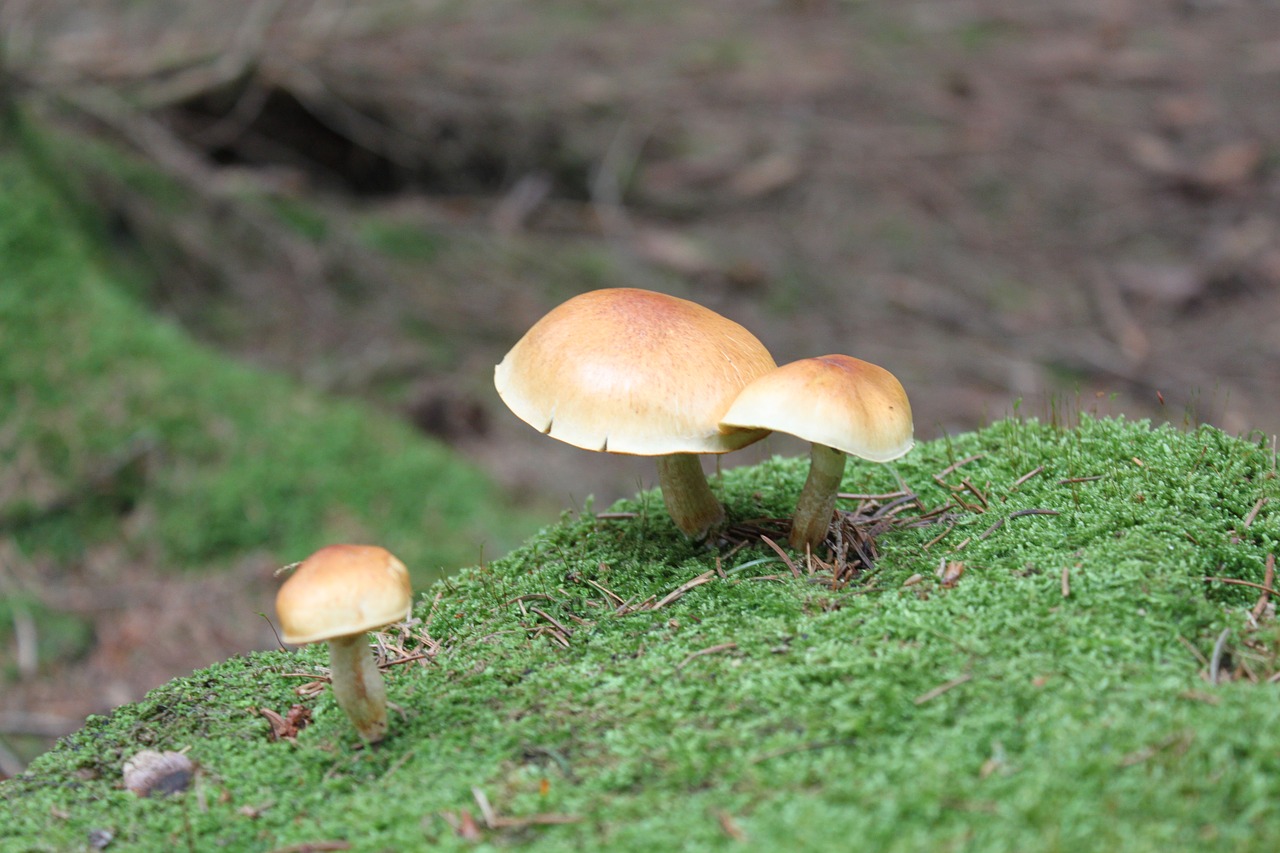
left=0, top=145, right=517, bottom=579
left=3, top=417, right=1278, bottom=851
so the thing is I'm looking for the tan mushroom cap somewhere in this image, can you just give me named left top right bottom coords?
left=494, top=288, right=777, bottom=455
left=719, top=355, right=914, bottom=462
left=276, top=545, right=413, bottom=645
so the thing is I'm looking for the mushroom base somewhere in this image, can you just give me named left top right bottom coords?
left=327, top=634, right=389, bottom=743
left=789, top=443, right=846, bottom=550
left=656, top=453, right=725, bottom=538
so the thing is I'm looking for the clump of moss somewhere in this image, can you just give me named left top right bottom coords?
left=0, top=144, right=522, bottom=582
left=4, top=416, right=1280, bottom=851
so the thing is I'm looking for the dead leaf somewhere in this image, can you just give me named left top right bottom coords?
left=261, top=704, right=312, bottom=742
left=456, top=808, right=483, bottom=842
left=938, top=560, right=966, bottom=588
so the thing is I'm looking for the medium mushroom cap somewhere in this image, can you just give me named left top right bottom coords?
left=276, top=545, right=413, bottom=645
left=719, top=355, right=914, bottom=462
left=494, top=288, right=776, bottom=455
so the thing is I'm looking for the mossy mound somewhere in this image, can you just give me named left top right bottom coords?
left=3, top=417, right=1278, bottom=851
left=0, top=140, right=516, bottom=581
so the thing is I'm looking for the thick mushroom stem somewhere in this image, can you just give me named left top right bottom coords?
left=326, top=633, right=389, bottom=743
left=656, top=453, right=725, bottom=538
left=790, top=443, right=847, bottom=550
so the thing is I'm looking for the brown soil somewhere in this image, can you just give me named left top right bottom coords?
left=4, top=0, right=1280, bottom=772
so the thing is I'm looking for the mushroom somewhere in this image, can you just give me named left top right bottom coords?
left=494, top=288, right=777, bottom=537
left=719, top=355, right=913, bottom=550
left=275, top=544, right=412, bottom=743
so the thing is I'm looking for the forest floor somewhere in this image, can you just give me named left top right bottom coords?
left=2, top=0, right=1279, bottom=771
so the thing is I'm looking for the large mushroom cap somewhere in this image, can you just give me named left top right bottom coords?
left=276, top=545, right=413, bottom=645
left=720, top=355, right=914, bottom=462
left=494, top=288, right=776, bottom=455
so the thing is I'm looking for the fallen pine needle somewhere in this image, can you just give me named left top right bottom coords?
left=1203, top=576, right=1279, bottom=597
left=750, top=738, right=858, bottom=765
left=759, top=535, right=800, bottom=578
left=1252, top=554, right=1276, bottom=621
left=1209, top=628, right=1232, bottom=685
left=936, top=454, right=984, bottom=480
left=651, top=570, right=716, bottom=611
left=677, top=642, right=737, bottom=671
left=1012, top=466, right=1045, bottom=489
left=979, top=509, right=1060, bottom=540
left=914, top=673, right=973, bottom=705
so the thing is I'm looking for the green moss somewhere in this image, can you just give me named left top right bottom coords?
left=4, top=417, right=1279, bottom=850
left=0, top=143, right=522, bottom=582
left=357, top=216, right=448, bottom=262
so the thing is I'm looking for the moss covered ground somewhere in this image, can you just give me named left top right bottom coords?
left=3, top=416, right=1278, bottom=851
left=0, top=133, right=517, bottom=582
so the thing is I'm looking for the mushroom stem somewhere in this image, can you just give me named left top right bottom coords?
left=656, top=453, right=725, bottom=538
left=326, top=633, right=389, bottom=743
left=790, top=443, right=846, bottom=550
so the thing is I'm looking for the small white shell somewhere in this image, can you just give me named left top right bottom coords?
left=122, top=749, right=194, bottom=797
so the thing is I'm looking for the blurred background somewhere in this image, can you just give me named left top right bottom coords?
left=2, top=0, right=1278, bottom=774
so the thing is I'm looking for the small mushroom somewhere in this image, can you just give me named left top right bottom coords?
left=274, top=545, right=412, bottom=743
left=494, top=288, right=777, bottom=537
left=719, top=355, right=913, bottom=550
